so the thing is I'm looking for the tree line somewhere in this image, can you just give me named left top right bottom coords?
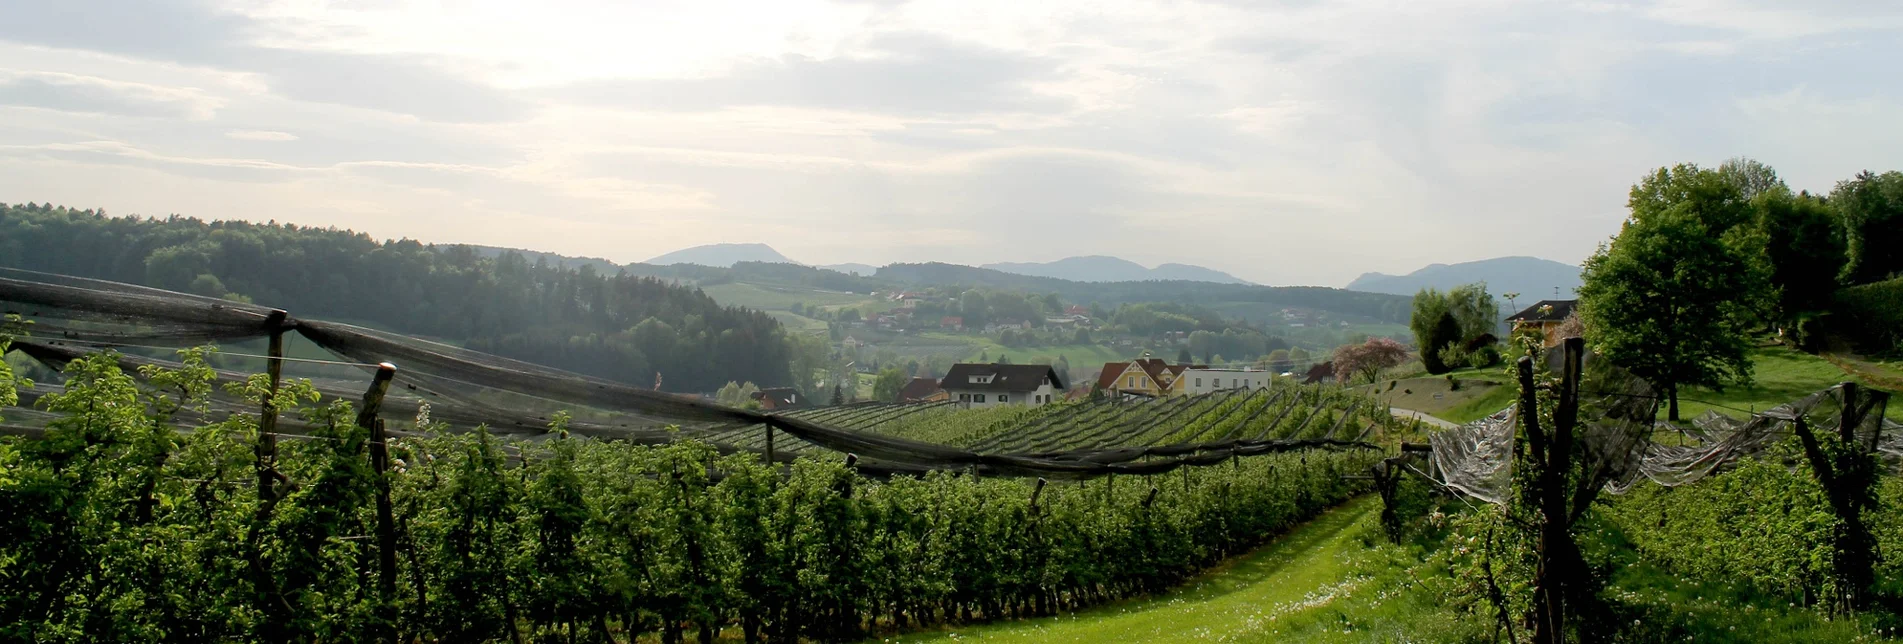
left=0, top=203, right=795, bottom=393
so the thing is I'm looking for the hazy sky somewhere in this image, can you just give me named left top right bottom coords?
left=0, top=0, right=1898, bottom=286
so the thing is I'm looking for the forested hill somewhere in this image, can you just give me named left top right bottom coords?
left=0, top=203, right=793, bottom=393
left=878, top=262, right=1412, bottom=323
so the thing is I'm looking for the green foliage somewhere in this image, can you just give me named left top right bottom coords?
left=714, top=381, right=762, bottom=408
left=1580, top=164, right=1772, bottom=420
left=872, top=367, right=908, bottom=402
left=1410, top=289, right=1463, bottom=375
left=0, top=315, right=27, bottom=416
left=1750, top=188, right=1847, bottom=329
left=0, top=351, right=1380, bottom=641
left=1835, top=277, right=1903, bottom=354
left=1832, top=170, right=1903, bottom=285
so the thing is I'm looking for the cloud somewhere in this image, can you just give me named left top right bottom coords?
left=0, top=71, right=221, bottom=119
left=0, top=0, right=531, bottom=123
left=225, top=129, right=297, bottom=141
left=551, top=33, right=1070, bottom=117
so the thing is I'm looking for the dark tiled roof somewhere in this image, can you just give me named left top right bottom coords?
left=897, top=377, right=941, bottom=401
left=940, top=363, right=1066, bottom=393
left=1505, top=299, right=1577, bottom=322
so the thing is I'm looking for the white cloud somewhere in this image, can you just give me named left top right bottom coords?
left=225, top=129, right=297, bottom=141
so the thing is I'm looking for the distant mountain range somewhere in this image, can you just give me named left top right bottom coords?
left=1346, top=256, right=1582, bottom=300
left=981, top=256, right=1252, bottom=285
left=647, top=243, right=797, bottom=267
left=643, top=244, right=1254, bottom=285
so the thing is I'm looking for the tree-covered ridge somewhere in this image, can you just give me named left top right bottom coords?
left=0, top=202, right=793, bottom=393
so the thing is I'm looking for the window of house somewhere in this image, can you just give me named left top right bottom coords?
left=999, top=394, right=1009, bottom=403
left=1232, top=378, right=1239, bottom=388
left=975, top=394, right=986, bottom=403
left=1127, top=376, right=1137, bottom=388
left=1195, top=378, right=1202, bottom=387
left=960, top=393, right=969, bottom=402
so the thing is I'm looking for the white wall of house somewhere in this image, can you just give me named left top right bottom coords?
left=1181, top=369, right=1273, bottom=396
left=945, top=381, right=1059, bottom=408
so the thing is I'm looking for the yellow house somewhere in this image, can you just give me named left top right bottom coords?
left=1095, top=358, right=1194, bottom=397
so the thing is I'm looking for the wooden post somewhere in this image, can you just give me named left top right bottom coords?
left=765, top=424, right=776, bottom=465
left=1790, top=382, right=1889, bottom=612
left=250, top=310, right=293, bottom=635
left=358, top=362, right=398, bottom=643
left=1028, top=478, right=1047, bottom=513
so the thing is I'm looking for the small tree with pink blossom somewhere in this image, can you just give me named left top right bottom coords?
left=1331, top=337, right=1410, bottom=384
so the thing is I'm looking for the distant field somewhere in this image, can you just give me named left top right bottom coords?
left=956, top=337, right=1132, bottom=367
left=700, top=282, right=875, bottom=311
left=764, top=310, right=829, bottom=334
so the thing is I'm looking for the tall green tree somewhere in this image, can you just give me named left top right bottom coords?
left=1831, top=170, right=1903, bottom=285
left=1580, top=165, right=1770, bottom=420
left=1749, top=188, right=1846, bottom=332
left=1445, top=283, right=1499, bottom=343
left=1409, top=288, right=1456, bottom=374
left=1718, top=156, right=1786, bottom=201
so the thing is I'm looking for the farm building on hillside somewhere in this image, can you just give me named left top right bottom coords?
left=940, top=364, right=1066, bottom=408
left=1505, top=299, right=1578, bottom=348
left=751, top=387, right=809, bottom=411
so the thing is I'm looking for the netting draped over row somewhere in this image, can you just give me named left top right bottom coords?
left=1401, top=347, right=1898, bottom=504
left=0, top=269, right=1375, bottom=479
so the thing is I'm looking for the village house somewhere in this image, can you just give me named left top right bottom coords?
left=1095, top=358, right=1196, bottom=397
left=750, top=387, right=810, bottom=411
left=1505, top=299, right=1578, bottom=348
left=939, top=363, right=1066, bottom=408
left=1180, top=368, right=1275, bottom=395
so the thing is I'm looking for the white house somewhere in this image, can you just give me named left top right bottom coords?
left=939, top=363, right=1066, bottom=408
left=1180, top=368, right=1275, bottom=396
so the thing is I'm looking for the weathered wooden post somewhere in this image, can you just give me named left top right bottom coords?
left=357, top=362, right=398, bottom=643
left=1790, top=382, right=1890, bottom=612
left=765, top=423, right=776, bottom=465
left=249, top=310, right=293, bottom=636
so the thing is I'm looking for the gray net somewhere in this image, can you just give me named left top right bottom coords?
left=0, top=271, right=1378, bottom=479
left=1407, top=347, right=1896, bottom=504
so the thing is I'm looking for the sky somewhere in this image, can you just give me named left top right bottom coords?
left=0, top=0, right=1899, bottom=286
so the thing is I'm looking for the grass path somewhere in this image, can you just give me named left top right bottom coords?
left=885, top=496, right=1379, bottom=643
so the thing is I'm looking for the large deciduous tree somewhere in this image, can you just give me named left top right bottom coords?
left=1579, top=164, right=1770, bottom=421
left=1831, top=170, right=1903, bottom=285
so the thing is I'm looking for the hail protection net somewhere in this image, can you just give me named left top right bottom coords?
left=1407, top=345, right=1897, bottom=505
left=0, top=271, right=1377, bottom=479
